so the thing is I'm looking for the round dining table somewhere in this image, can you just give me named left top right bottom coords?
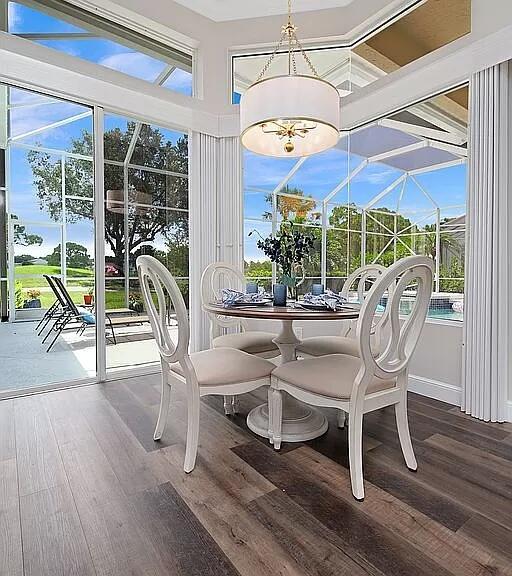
left=203, top=302, right=360, bottom=443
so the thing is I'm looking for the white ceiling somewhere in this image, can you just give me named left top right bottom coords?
left=172, top=0, right=357, bottom=22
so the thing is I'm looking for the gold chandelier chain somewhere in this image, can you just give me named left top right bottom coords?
left=256, top=30, right=287, bottom=82
left=293, top=32, right=320, bottom=77
left=256, top=0, right=320, bottom=82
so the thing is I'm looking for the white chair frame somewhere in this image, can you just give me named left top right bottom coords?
left=201, top=261, right=279, bottom=414
left=298, top=264, right=387, bottom=429
left=271, top=256, right=434, bottom=500
left=137, top=255, right=272, bottom=473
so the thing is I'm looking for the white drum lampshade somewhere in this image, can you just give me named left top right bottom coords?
left=240, top=75, right=340, bottom=158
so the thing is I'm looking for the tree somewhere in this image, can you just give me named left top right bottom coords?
left=46, top=242, right=92, bottom=269
left=11, top=215, right=43, bottom=247
left=244, top=260, right=272, bottom=278
left=27, top=123, right=188, bottom=276
left=263, top=186, right=320, bottom=223
left=14, top=254, right=36, bottom=264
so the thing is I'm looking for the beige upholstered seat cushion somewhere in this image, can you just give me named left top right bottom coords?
left=272, top=354, right=395, bottom=399
left=296, top=335, right=360, bottom=358
left=213, top=330, right=279, bottom=354
left=170, top=348, right=274, bottom=386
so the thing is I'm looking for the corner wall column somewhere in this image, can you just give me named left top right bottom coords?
left=462, top=61, right=512, bottom=422
left=189, top=133, right=243, bottom=352
left=217, top=137, right=243, bottom=269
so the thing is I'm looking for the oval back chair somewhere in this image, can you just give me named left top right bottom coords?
left=201, top=261, right=280, bottom=414
left=296, top=264, right=388, bottom=363
left=271, top=255, right=434, bottom=500
left=137, top=255, right=274, bottom=473
left=200, top=261, right=248, bottom=339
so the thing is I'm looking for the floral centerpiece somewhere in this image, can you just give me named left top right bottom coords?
left=249, top=220, right=315, bottom=300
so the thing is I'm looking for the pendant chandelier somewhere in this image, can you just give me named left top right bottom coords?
left=240, top=0, right=340, bottom=158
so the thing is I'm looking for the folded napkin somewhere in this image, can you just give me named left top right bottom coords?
left=220, top=288, right=269, bottom=308
left=302, top=289, right=347, bottom=311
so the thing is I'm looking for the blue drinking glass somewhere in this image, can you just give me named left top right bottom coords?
left=246, top=282, right=258, bottom=294
left=312, top=283, right=324, bottom=296
left=273, top=284, right=287, bottom=306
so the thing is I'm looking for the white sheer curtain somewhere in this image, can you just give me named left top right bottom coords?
left=462, top=61, right=511, bottom=422
left=189, top=133, right=242, bottom=351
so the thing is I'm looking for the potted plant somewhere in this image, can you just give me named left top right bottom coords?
left=249, top=220, right=315, bottom=302
left=23, top=289, right=42, bottom=309
left=83, top=287, right=94, bottom=306
left=129, top=292, right=144, bottom=313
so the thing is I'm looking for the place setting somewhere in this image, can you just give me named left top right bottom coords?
left=293, top=283, right=361, bottom=312
left=218, top=282, right=273, bottom=308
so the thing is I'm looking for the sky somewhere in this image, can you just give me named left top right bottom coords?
left=5, top=1, right=467, bottom=265
left=244, top=148, right=467, bottom=260
left=8, top=89, right=186, bottom=260
left=7, top=2, right=193, bottom=95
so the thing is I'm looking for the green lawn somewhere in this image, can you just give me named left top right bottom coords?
left=13, top=264, right=188, bottom=311
left=19, top=288, right=127, bottom=310
left=15, top=264, right=94, bottom=288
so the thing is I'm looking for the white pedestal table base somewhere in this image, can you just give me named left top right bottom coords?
left=246, top=318, right=329, bottom=443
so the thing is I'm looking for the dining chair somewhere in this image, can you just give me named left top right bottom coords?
left=296, top=264, right=387, bottom=429
left=137, top=255, right=275, bottom=473
left=296, top=264, right=386, bottom=359
left=270, top=255, right=434, bottom=501
left=201, top=261, right=279, bottom=414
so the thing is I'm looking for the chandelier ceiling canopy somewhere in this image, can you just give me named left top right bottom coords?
left=240, top=0, right=340, bottom=158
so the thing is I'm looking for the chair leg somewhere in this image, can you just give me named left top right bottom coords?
left=271, top=389, right=282, bottom=450
left=395, top=396, right=417, bottom=471
left=348, top=409, right=365, bottom=501
left=337, top=409, right=346, bottom=429
left=223, top=395, right=234, bottom=415
left=184, top=386, right=200, bottom=473
left=154, top=365, right=171, bottom=441
left=267, top=387, right=274, bottom=444
left=37, top=314, right=55, bottom=336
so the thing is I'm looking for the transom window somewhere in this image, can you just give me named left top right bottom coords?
left=6, top=0, right=193, bottom=96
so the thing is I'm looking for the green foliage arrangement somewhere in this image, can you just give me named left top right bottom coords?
left=249, top=220, right=315, bottom=290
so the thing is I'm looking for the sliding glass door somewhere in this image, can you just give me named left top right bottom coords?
left=0, top=83, right=96, bottom=393
left=0, top=84, right=190, bottom=396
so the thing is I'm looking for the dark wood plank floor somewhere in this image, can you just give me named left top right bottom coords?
left=2, top=374, right=512, bottom=576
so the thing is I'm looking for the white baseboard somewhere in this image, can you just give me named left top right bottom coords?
left=408, top=375, right=461, bottom=407
left=409, top=375, right=512, bottom=422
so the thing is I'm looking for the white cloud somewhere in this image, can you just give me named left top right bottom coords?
left=10, top=99, right=88, bottom=144
left=356, top=165, right=401, bottom=185
left=99, top=52, right=165, bottom=83
left=163, top=68, right=193, bottom=95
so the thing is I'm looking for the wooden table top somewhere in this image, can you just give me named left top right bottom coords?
left=204, top=302, right=360, bottom=321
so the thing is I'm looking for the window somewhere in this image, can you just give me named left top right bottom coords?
left=7, top=0, right=193, bottom=96
left=103, top=114, right=189, bottom=371
left=232, top=0, right=470, bottom=104
left=243, top=86, right=468, bottom=321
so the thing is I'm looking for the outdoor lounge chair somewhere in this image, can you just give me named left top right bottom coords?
left=44, top=276, right=150, bottom=352
left=36, top=275, right=66, bottom=336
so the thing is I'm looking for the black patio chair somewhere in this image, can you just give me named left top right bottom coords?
left=46, top=277, right=149, bottom=351
left=41, top=277, right=86, bottom=351
left=36, top=275, right=66, bottom=336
